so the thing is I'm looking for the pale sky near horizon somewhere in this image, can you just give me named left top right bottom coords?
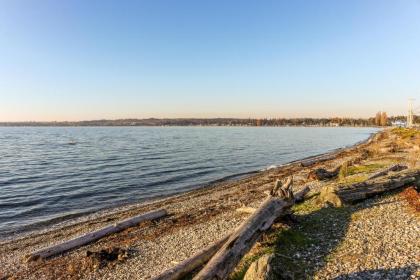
left=1, top=0, right=420, bottom=122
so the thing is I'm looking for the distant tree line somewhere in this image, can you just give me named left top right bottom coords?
left=1, top=114, right=417, bottom=127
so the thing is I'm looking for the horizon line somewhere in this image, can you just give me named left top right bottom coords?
left=0, top=115, right=407, bottom=123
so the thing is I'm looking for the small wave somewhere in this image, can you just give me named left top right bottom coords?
left=261, top=165, right=277, bottom=171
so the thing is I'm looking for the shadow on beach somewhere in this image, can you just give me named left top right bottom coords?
left=256, top=193, right=417, bottom=280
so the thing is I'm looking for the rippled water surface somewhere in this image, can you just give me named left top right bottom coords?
left=0, top=126, right=377, bottom=237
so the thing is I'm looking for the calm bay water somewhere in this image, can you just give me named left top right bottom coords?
left=0, top=126, right=377, bottom=237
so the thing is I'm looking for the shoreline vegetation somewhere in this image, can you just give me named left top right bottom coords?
left=0, top=127, right=419, bottom=280
left=0, top=115, right=416, bottom=127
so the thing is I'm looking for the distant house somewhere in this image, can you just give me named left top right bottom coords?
left=391, top=120, right=406, bottom=127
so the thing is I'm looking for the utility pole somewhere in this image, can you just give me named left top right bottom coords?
left=407, top=98, right=414, bottom=128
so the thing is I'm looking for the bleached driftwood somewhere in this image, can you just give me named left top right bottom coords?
left=193, top=178, right=308, bottom=280
left=152, top=234, right=231, bottom=280
left=26, top=209, right=167, bottom=261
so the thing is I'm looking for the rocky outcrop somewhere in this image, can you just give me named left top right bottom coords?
left=244, top=254, right=273, bottom=280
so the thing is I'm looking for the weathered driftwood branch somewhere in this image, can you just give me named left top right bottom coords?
left=193, top=177, right=308, bottom=280
left=26, top=209, right=167, bottom=261
left=319, top=169, right=420, bottom=207
left=236, top=185, right=310, bottom=214
left=368, top=164, right=407, bottom=180
left=152, top=234, right=231, bottom=280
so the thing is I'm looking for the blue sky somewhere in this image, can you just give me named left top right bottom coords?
left=0, top=0, right=419, bottom=121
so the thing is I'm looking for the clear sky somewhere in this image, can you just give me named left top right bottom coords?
left=1, top=0, right=419, bottom=121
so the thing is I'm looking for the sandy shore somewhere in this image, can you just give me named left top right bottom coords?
left=1, top=128, right=419, bottom=280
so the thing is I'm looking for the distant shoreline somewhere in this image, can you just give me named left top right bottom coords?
left=0, top=124, right=382, bottom=128
left=0, top=116, right=404, bottom=127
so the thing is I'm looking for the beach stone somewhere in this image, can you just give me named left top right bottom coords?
left=318, top=185, right=343, bottom=207
left=244, top=253, right=273, bottom=280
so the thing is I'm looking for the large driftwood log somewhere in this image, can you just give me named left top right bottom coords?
left=152, top=234, right=231, bottom=280
left=319, top=169, right=420, bottom=207
left=193, top=178, right=307, bottom=280
left=26, top=209, right=167, bottom=261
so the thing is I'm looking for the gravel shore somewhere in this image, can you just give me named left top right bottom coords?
left=314, top=194, right=419, bottom=279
